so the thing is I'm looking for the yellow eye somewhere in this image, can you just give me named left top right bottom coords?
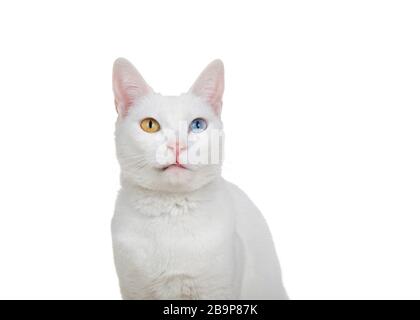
left=140, top=118, right=160, bottom=133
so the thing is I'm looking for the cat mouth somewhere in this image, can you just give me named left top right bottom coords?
left=161, top=163, right=189, bottom=171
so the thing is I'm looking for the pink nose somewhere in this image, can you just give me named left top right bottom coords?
left=168, top=142, right=187, bottom=161
left=167, top=142, right=187, bottom=151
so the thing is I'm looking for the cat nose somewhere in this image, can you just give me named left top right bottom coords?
left=167, top=142, right=187, bottom=153
left=168, top=142, right=186, bottom=162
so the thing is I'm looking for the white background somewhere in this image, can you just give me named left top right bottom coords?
left=0, top=0, right=419, bottom=299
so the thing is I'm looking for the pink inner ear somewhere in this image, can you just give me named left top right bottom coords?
left=113, top=58, right=152, bottom=116
left=190, top=59, right=225, bottom=115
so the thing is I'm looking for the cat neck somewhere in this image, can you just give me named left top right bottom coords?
left=121, top=176, right=222, bottom=196
left=120, top=177, right=224, bottom=217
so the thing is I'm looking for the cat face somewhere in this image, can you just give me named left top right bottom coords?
left=113, top=58, right=225, bottom=192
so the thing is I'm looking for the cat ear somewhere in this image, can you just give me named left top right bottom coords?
left=112, top=58, right=153, bottom=116
left=189, top=59, right=224, bottom=115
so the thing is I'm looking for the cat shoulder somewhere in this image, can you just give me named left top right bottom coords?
left=222, top=179, right=254, bottom=207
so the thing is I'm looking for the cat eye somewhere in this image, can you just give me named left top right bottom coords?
left=190, top=118, right=207, bottom=133
left=140, top=118, right=160, bottom=133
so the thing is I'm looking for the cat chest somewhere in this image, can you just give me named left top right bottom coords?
left=144, top=219, right=235, bottom=290
left=116, top=204, right=234, bottom=270
left=113, top=189, right=236, bottom=274
left=140, top=209, right=233, bottom=259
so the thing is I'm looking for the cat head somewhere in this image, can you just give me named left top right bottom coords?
left=113, top=58, right=225, bottom=192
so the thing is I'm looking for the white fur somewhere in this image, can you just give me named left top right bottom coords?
left=111, top=58, right=288, bottom=299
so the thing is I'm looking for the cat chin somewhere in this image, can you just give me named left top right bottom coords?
left=121, top=167, right=219, bottom=193
left=162, top=166, right=194, bottom=182
left=157, top=169, right=215, bottom=193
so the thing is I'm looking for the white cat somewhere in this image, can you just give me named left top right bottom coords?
left=111, top=58, right=288, bottom=299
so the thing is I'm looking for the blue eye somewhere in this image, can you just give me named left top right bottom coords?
left=190, top=118, right=207, bottom=133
